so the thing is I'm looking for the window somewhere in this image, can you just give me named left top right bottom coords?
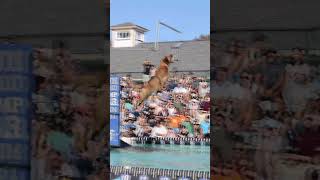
left=117, top=32, right=130, bottom=39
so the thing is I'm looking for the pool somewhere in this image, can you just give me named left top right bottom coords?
left=111, top=144, right=210, bottom=172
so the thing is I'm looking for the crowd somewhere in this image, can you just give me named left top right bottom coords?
left=119, top=63, right=210, bottom=139
left=212, top=35, right=320, bottom=179
left=31, top=46, right=108, bottom=180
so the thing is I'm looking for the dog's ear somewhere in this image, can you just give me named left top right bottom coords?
left=162, top=54, right=173, bottom=64
left=166, top=54, right=173, bottom=60
left=162, top=56, right=170, bottom=64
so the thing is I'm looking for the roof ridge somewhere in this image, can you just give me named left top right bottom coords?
left=111, top=22, right=149, bottom=31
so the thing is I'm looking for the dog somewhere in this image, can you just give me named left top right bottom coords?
left=136, top=54, right=174, bottom=106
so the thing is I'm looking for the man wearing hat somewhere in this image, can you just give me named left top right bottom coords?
left=188, top=98, right=200, bottom=118
left=142, top=60, right=153, bottom=84
left=254, top=116, right=283, bottom=180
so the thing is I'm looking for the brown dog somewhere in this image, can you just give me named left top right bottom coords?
left=136, top=54, right=174, bottom=105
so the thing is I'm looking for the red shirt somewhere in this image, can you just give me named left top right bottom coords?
left=297, top=129, right=320, bottom=156
left=201, top=101, right=210, bottom=111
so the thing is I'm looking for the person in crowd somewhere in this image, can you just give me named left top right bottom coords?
left=200, top=116, right=210, bottom=138
left=32, top=48, right=108, bottom=179
left=188, top=99, right=200, bottom=118
left=199, top=81, right=210, bottom=98
left=150, top=64, right=156, bottom=77
left=151, top=120, right=168, bottom=137
left=181, top=117, right=194, bottom=137
left=142, top=60, right=153, bottom=84
left=282, top=48, right=312, bottom=118
left=119, top=72, right=210, bottom=140
left=212, top=36, right=320, bottom=179
left=295, top=115, right=320, bottom=157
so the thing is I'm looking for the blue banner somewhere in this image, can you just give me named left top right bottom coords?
left=0, top=44, right=33, bottom=180
left=110, top=76, right=121, bottom=147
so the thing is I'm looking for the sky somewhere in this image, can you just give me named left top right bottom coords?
left=110, top=0, right=210, bottom=42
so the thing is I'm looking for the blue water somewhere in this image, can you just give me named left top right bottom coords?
left=111, top=144, right=210, bottom=171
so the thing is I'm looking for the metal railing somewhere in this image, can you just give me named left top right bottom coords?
left=128, top=137, right=210, bottom=146
left=110, top=166, right=210, bottom=179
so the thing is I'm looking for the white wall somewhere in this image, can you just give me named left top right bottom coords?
left=111, top=29, right=146, bottom=48
left=134, top=30, right=145, bottom=46
left=111, top=29, right=134, bottom=48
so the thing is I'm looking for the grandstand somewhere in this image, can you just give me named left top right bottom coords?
left=212, top=1, right=320, bottom=179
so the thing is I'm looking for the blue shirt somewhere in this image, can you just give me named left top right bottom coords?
left=200, top=121, right=210, bottom=134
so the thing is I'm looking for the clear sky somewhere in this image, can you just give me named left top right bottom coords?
left=110, top=0, right=210, bottom=42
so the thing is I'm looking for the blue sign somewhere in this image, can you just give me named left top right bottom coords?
left=110, top=76, right=121, bottom=147
left=0, top=44, right=33, bottom=180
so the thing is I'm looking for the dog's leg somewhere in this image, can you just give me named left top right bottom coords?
left=156, top=82, right=163, bottom=93
left=161, top=76, right=169, bottom=90
left=162, top=81, right=167, bottom=90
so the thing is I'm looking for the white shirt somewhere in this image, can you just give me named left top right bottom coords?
left=150, top=68, right=156, bottom=77
left=211, top=81, right=233, bottom=99
left=70, top=92, right=87, bottom=107
left=60, top=163, right=80, bottom=178
left=188, top=100, right=200, bottom=110
left=230, top=83, right=252, bottom=100
left=199, top=82, right=210, bottom=98
left=151, top=125, right=168, bottom=137
left=285, top=64, right=311, bottom=83
left=173, top=87, right=188, bottom=94
left=168, top=108, right=176, bottom=116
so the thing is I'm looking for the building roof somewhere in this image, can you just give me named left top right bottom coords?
left=213, top=0, right=320, bottom=50
left=0, top=0, right=106, bottom=36
left=111, top=22, right=149, bottom=32
left=110, top=40, right=209, bottom=73
left=214, top=0, right=320, bottom=31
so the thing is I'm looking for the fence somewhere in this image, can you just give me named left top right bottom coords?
left=130, top=137, right=210, bottom=146
left=110, top=166, right=210, bottom=180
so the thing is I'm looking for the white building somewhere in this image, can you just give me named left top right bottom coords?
left=111, top=22, right=149, bottom=48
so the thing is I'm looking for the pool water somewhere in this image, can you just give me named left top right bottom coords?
left=111, top=144, right=210, bottom=171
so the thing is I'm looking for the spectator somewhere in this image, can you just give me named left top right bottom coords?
left=213, top=37, right=320, bottom=179
left=167, top=102, right=177, bottom=116
left=200, top=116, right=210, bottom=138
left=181, top=117, right=194, bottom=137
left=142, top=60, right=153, bottom=84
left=151, top=120, right=168, bottom=137
left=173, top=83, right=189, bottom=94
left=199, top=81, right=210, bottom=98
left=188, top=99, right=200, bottom=118
left=32, top=48, right=108, bottom=179
left=295, top=116, right=320, bottom=157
